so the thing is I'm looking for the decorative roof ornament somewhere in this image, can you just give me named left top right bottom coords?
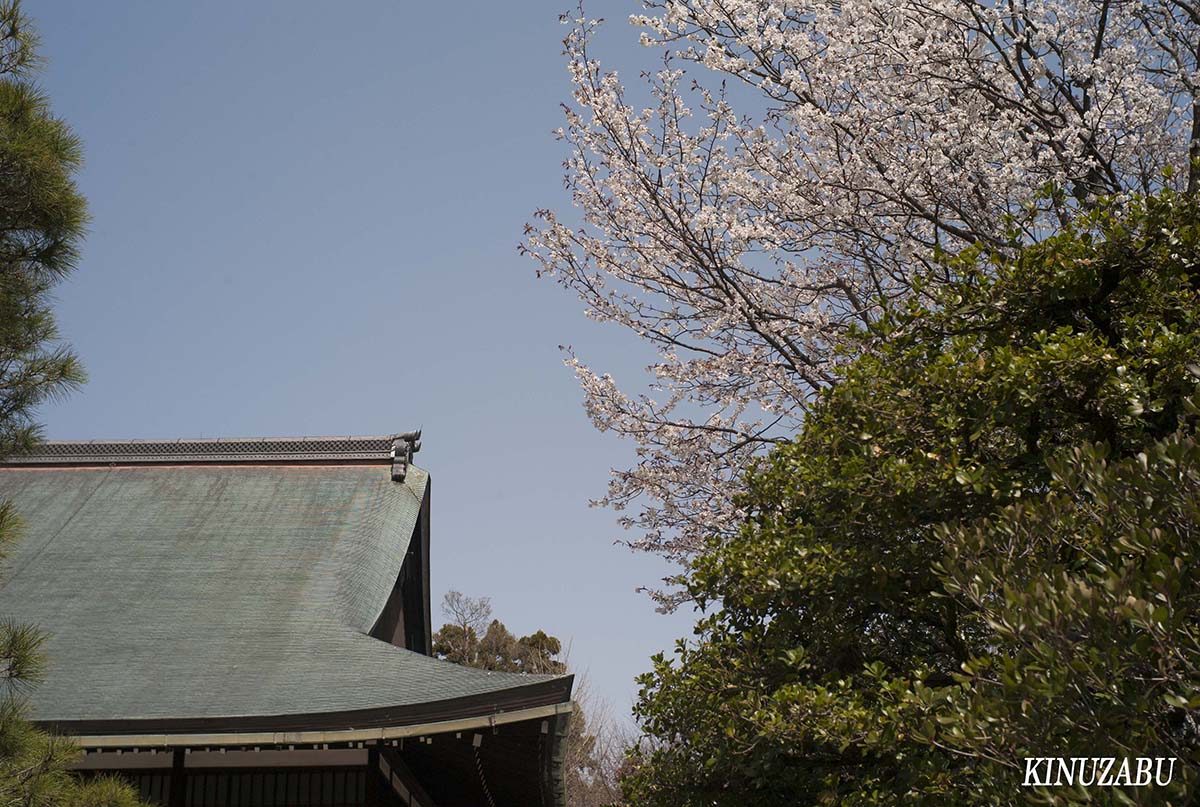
left=391, top=430, right=422, bottom=482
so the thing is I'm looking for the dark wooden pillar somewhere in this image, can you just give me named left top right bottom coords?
left=366, top=746, right=383, bottom=807
left=168, top=749, right=186, bottom=807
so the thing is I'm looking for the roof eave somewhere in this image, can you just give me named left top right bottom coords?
left=60, top=701, right=576, bottom=751
left=36, top=675, right=575, bottom=742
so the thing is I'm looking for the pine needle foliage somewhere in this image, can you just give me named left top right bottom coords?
left=0, top=0, right=84, bottom=460
left=0, top=4, right=140, bottom=806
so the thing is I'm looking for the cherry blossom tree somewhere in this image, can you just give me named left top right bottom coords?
left=523, top=0, right=1200, bottom=583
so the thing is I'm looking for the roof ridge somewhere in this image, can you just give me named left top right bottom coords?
left=2, top=432, right=423, bottom=481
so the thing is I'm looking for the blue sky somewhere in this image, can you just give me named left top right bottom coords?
left=29, top=0, right=695, bottom=722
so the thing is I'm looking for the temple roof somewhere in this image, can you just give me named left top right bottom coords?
left=0, top=436, right=571, bottom=736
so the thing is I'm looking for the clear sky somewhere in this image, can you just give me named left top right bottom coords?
left=28, top=0, right=695, bottom=723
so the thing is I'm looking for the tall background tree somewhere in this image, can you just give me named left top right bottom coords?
left=0, top=2, right=139, bottom=805
left=523, top=0, right=1200, bottom=591
left=433, top=592, right=625, bottom=807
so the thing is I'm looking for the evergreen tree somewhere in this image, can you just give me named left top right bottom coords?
left=0, top=2, right=84, bottom=458
left=0, top=3, right=139, bottom=805
left=434, top=592, right=623, bottom=806
left=625, top=191, right=1200, bottom=806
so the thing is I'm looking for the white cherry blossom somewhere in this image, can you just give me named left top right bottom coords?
left=522, top=0, right=1200, bottom=600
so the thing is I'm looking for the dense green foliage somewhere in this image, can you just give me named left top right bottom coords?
left=624, top=191, right=1200, bottom=806
left=0, top=2, right=85, bottom=459
left=0, top=694, right=142, bottom=807
left=433, top=617, right=567, bottom=674
left=0, top=4, right=139, bottom=806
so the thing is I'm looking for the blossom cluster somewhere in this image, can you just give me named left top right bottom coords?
left=522, top=0, right=1200, bottom=596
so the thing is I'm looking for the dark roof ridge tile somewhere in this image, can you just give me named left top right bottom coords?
left=1, top=433, right=422, bottom=475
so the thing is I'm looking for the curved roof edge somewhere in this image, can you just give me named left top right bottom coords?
left=54, top=700, right=576, bottom=751
left=36, top=675, right=574, bottom=740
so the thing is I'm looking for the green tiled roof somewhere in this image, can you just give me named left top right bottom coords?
left=0, top=456, right=565, bottom=728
